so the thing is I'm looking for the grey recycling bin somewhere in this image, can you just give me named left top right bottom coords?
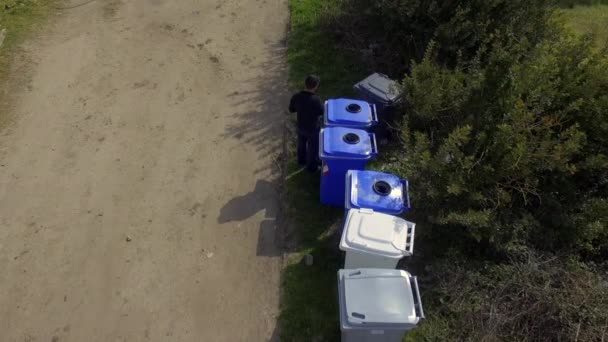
left=338, top=268, right=424, bottom=342
left=340, top=209, right=416, bottom=269
left=354, top=73, right=402, bottom=142
left=354, top=73, right=401, bottom=113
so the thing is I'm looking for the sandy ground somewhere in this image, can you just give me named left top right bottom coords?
left=0, top=0, right=288, bottom=341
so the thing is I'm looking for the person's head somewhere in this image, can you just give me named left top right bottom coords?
left=304, top=75, right=320, bottom=92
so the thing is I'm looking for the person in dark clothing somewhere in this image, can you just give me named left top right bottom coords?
left=288, top=75, right=324, bottom=172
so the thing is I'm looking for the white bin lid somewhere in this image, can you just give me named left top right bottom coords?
left=340, top=209, right=415, bottom=258
left=339, top=269, right=419, bottom=327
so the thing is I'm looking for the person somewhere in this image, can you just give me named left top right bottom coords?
left=288, top=75, right=324, bottom=172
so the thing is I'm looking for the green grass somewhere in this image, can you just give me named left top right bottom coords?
left=287, top=0, right=365, bottom=98
left=557, top=0, right=608, bottom=7
left=280, top=1, right=492, bottom=339
left=561, top=4, right=608, bottom=48
left=279, top=159, right=343, bottom=341
left=0, top=0, right=57, bottom=126
left=279, top=0, right=369, bottom=340
left=279, top=180, right=341, bottom=340
left=0, top=0, right=56, bottom=77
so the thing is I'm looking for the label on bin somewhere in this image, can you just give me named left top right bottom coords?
left=370, top=330, right=384, bottom=335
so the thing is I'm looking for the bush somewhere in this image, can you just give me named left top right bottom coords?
left=283, top=0, right=608, bottom=340
left=557, top=0, right=608, bottom=8
left=322, top=0, right=554, bottom=75
left=392, top=30, right=608, bottom=256
left=320, top=2, right=608, bottom=256
left=408, top=251, right=608, bottom=341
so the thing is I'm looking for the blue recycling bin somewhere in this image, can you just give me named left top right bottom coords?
left=324, top=98, right=378, bottom=130
left=345, top=170, right=411, bottom=215
left=319, top=127, right=378, bottom=207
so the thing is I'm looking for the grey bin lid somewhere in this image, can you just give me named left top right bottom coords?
left=354, top=73, right=401, bottom=105
left=340, top=208, right=415, bottom=258
left=338, top=269, right=419, bottom=328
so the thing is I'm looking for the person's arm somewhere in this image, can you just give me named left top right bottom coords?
left=314, top=96, right=324, bottom=128
left=315, top=96, right=324, bottom=118
left=288, top=94, right=297, bottom=113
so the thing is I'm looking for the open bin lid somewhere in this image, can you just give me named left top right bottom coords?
left=325, top=98, right=377, bottom=127
left=339, top=269, right=420, bottom=328
left=320, top=127, right=376, bottom=160
left=347, top=170, right=408, bottom=214
left=340, top=209, right=415, bottom=258
left=353, top=73, right=401, bottom=106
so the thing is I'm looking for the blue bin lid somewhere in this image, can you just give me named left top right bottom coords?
left=347, top=170, right=409, bottom=214
left=353, top=73, right=401, bottom=105
left=325, top=98, right=376, bottom=127
left=320, top=127, right=376, bottom=160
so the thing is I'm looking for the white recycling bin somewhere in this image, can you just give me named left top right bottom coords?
left=338, top=268, right=424, bottom=342
left=340, top=208, right=415, bottom=269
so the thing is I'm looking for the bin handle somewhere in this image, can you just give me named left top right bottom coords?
left=401, top=179, right=411, bottom=210
left=406, top=223, right=416, bottom=256
left=369, top=133, right=378, bottom=156
left=411, top=276, right=425, bottom=320
left=370, top=103, right=378, bottom=124
left=318, top=129, right=324, bottom=159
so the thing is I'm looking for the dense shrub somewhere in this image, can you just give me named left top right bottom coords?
left=394, top=31, right=608, bottom=255
left=407, top=251, right=608, bottom=341
left=557, top=0, right=608, bottom=7
left=322, top=0, right=554, bottom=74
left=305, top=0, right=608, bottom=340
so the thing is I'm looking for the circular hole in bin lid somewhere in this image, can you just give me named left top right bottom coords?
left=373, top=181, right=392, bottom=196
left=342, top=133, right=360, bottom=144
left=346, top=103, right=362, bottom=113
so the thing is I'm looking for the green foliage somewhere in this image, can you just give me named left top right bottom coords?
left=557, top=0, right=608, bottom=7
left=322, top=0, right=555, bottom=74
left=559, top=4, right=608, bottom=49
left=396, top=28, right=608, bottom=254
left=388, top=4, right=608, bottom=341
left=411, top=252, right=608, bottom=341
left=287, top=0, right=364, bottom=98
left=283, top=0, right=608, bottom=341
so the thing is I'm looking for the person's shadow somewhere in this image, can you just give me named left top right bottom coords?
left=218, top=179, right=281, bottom=256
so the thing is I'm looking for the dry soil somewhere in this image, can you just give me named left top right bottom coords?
left=0, top=0, right=288, bottom=341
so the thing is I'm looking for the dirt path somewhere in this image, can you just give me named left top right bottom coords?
left=0, top=0, right=288, bottom=341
